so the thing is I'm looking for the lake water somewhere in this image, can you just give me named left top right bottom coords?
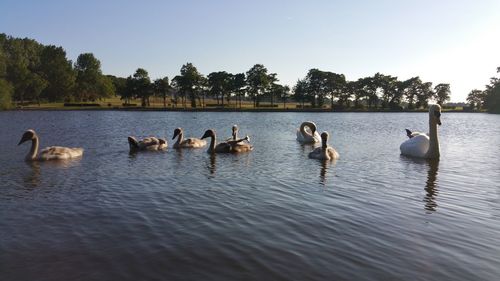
left=1, top=111, right=499, bottom=281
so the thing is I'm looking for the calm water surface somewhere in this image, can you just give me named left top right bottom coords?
left=1, top=111, right=499, bottom=281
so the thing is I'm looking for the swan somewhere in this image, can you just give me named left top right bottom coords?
left=296, top=121, right=321, bottom=143
left=201, top=129, right=252, bottom=153
left=400, top=104, right=442, bottom=159
left=308, top=131, right=339, bottom=160
left=128, top=136, right=167, bottom=151
left=18, top=129, right=84, bottom=161
left=172, top=128, right=207, bottom=148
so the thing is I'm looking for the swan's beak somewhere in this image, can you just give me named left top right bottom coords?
left=437, top=118, right=442, bottom=126
left=18, top=134, right=30, bottom=145
left=172, top=130, right=179, bottom=140
left=201, top=131, right=210, bottom=139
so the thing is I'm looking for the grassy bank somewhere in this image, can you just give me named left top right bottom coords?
left=8, top=97, right=475, bottom=113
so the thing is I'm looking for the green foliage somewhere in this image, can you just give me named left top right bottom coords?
left=75, top=53, right=111, bottom=101
left=434, top=83, right=451, bottom=105
left=246, top=64, right=270, bottom=107
left=172, top=63, right=204, bottom=108
left=39, top=45, right=76, bottom=102
left=466, top=89, right=485, bottom=110
left=0, top=79, right=13, bottom=109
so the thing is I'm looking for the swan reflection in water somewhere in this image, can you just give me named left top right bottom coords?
left=207, top=154, right=216, bottom=177
left=22, top=158, right=82, bottom=188
left=318, top=159, right=337, bottom=186
left=401, top=156, right=440, bottom=212
left=424, top=159, right=439, bottom=212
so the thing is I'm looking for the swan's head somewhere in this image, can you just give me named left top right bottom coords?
left=18, top=129, right=36, bottom=145
left=172, top=128, right=183, bottom=139
left=201, top=129, right=215, bottom=139
left=158, top=139, right=166, bottom=145
left=429, top=104, right=442, bottom=126
left=309, top=122, right=318, bottom=134
left=232, top=125, right=238, bottom=139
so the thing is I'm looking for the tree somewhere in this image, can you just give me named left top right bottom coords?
left=74, top=53, right=112, bottom=101
left=293, top=79, right=308, bottom=107
left=207, top=71, right=232, bottom=106
left=434, top=83, right=451, bottom=105
left=483, top=67, right=500, bottom=113
left=323, top=71, right=346, bottom=109
left=416, top=81, right=433, bottom=108
left=39, top=45, right=75, bottom=102
left=466, top=89, right=485, bottom=110
left=246, top=64, right=270, bottom=107
left=231, top=73, right=246, bottom=108
left=132, top=68, right=152, bottom=107
left=153, top=76, right=172, bottom=108
left=172, top=63, right=204, bottom=108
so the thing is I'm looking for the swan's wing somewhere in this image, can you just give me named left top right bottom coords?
left=308, top=147, right=323, bottom=159
left=296, top=129, right=304, bottom=142
left=400, top=135, right=429, bottom=158
left=327, top=147, right=340, bottom=160
left=313, top=131, right=321, bottom=142
left=215, top=142, right=231, bottom=153
left=40, top=146, right=83, bottom=160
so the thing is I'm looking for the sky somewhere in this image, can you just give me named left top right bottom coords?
left=1, top=0, right=499, bottom=102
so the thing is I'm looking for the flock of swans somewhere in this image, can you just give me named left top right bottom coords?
left=17, top=104, right=442, bottom=162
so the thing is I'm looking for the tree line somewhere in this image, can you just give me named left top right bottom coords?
left=466, top=67, right=500, bottom=113
left=1, top=33, right=452, bottom=110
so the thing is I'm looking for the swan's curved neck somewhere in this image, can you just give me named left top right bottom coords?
left=321, top=137, right=328, bottom=149
left=208, top=134, right=216, bottom=153
left=175, top=131, right=184, bottom=146
left=426, top=118, right=440, bottom=159
left=300, top=122, right=315, bottom=136
left=27, top=136, right=39, bottom=161
left=232, top=131, right=237, bottom=141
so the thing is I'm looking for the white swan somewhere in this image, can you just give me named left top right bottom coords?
left=308, top=131, right=339, bottom=160
left=400, top=104, right=442, bottom=159
left=296, top=121, right=321, bottom=143
left=18, top=129, right=84, bottom=161
left=201, top=129, right=252, bottom=153
left=172, top=128, right=207, bottom=148
left=128, top=136, right=167, bottom=151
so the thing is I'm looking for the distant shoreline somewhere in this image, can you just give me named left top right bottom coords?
left=7, top=106, right=479, bottom=113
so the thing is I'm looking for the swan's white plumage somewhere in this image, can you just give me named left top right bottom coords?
left=18, top=129, right=84, bottom=161
left=39, top=146, right=84, bottom=160
left=400, top=134, right=430, bottom=158
left=400, top=104, right=442, bottom=159
left=296, top=121, right=321, bottom=143
left=128, top=136, right=167, bottom=151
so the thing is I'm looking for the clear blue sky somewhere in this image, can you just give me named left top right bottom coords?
left=2, top=0, right=499, bottom=102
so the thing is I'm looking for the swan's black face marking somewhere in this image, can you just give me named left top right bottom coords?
left=434, top=110, right=442, bottom=125
left=201, top=130, right=214, bottom=140
left=172, top=128, right=182, bottom=139
left=18, top=130, right=35, bottom=145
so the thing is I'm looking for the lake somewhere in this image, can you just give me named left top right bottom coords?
left=1, top=111, right=499, bottom=281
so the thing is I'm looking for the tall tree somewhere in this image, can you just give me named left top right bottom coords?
left=208, top=71, right=232, bottom=106
left=246, top=64, right=270, bottom=107
left=483, top=67, right=500, bottom=113
left=132, top=68, right=152, bottom=106
left=293, top=79, right=308, bottom=108
left=434, top=83, right=451, bottom=105
left=231, top=73, right=246, bottom=108
left=39, top=45, right=75, bottom=102
left=74, top=53, right=112, bottom=101
left=466, top=89, right=485, bottom=110
left=153, top=76, right=172, bottom=108
left=323, top=71, right=346, bottom=109
left=172, top=63, right=204, bottom=108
